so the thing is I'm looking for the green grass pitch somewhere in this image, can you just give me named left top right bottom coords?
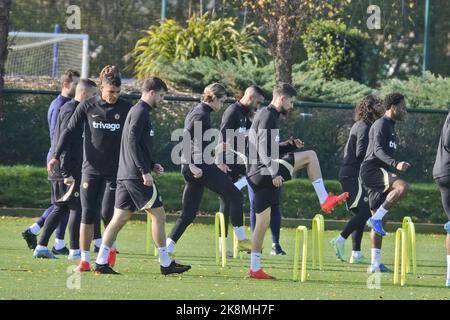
left=0, top=217, right=447, bottom=300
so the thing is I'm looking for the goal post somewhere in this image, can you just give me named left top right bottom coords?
left=6, top=31, right=89, bottom=78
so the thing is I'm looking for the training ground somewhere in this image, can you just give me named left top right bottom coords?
left=0, top=216, right=448, bottom=300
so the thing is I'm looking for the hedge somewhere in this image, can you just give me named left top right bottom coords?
left=0, top=166, right=446, bottom=224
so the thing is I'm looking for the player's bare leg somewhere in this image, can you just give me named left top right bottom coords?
left=291, top=151, right=348, bottom=213
left=249, top=207, right=274, bottom=279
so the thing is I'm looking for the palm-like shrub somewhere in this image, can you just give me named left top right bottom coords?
left=131, top=13, right=267, bottom=79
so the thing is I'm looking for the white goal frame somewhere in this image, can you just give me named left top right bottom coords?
left=7, top=31, right=89, bottom=78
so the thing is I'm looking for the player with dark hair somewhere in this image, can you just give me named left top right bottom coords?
left=166, top=83, right=252, bottom=255
left=22, top=69, right=80, bottom=254
left=247, top=83, right=348, bottom=279
left=34, top=79, right=98, bottom=259
left=94, top=77, right=191, bottom=275
left=48, top=66, right=132, bottom=272
left=360, top=92, right=410, bottom=273
left=216, top=85, right=265, bottom=256
left=330, top=95, right=384, bottom=264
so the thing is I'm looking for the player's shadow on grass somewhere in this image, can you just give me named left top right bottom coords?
left=136, top=269, right=249, bottom=280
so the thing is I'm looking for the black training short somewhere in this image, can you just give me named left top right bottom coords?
left=247, top=153, right=295, bottom=213
left=227, top=163, right=246, bottom=183
left=51, top=180, right=69, bottom=204
left=339, top=176, right=369, bottom=212
left=80, top=174, right=115, bottom=224
left=50, top=179, right=80, bottom=205
left=360, top=167, right=399, bottom=210
left=115, top=179, right=163, bottom=212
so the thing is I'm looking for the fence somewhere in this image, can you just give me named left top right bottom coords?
left=1, top=89, right=448, bottom=183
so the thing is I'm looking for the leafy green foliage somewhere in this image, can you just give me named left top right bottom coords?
left=1, top=166, right=445, bottom=223
left=158, top=57, right=274, bottom=96
left=380, top=72, right=450, bottom=109
left=291, top=63, right=373, bottom=103
left=131, top=13, right=268, bottom=79
left=302, top=20, right=369, bottom=82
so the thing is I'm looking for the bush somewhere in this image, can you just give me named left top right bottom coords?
left=0, top=166, right=446, bottom=223
left=291, top=64, right=374, bottom=103
left=158, top=57, right=274, bottom=97
left=0, top=93, right=51, bottom=165
left=380, top=72, right=450, bottom=109
left=302, top=20, right=370, bottom=82
left=131, top=13, right=268, bottom=79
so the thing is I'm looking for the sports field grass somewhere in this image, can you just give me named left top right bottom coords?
left=0, top=217, right=448, bottom=300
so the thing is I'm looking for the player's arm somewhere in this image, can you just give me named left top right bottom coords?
left=53, top=102, right=86, bottom=160
left=48, top=102, right=86, bottom=174
left=128, top=110, right=150, bottom=176
left=58, top=108, right=75, bottom=179
left=187, top=113, right=207, bottom=178
left=257, top=116, right=278, bottom=178
left=279, top=137, right=301, bottom=154
left=355, top=126, right=369, bottom=162
left=49, top=106, right=60, bottom=145
left=216, top=108, right=236, bottom=170
left=218, top=108, right=236, bottom=155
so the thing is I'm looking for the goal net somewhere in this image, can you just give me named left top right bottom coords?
left=5, top=31, right=89, bottom=78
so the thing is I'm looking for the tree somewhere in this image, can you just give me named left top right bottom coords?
left=0, top=0, right=12, bottom=119
left=242, top=0, right=343, bottom=84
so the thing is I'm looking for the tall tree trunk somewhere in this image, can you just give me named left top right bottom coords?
left=0, top=0, right=12, bottom=120
left=274, top=15, right=293, bottom=84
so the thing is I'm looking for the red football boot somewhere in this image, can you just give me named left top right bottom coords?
left=74, top=260, right=91, bottom=272
left=108, top=248, right=117, bottom=268
left=248, top=269, right=276, bottom=279
left=320, top=192, right=349, bottom=213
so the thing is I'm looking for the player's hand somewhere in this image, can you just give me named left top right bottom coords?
left=289, top=136, right=304, bottom=149
left=189, top=164, right=203, bottom=179
left=47, top=158, right=59, bottom=175
left=396, top=161, right=411, bottom=171
left=293, top=138, right=304, bottom=149
left=142, top=173, right=154, bottom=186
left=63, top=176, right=75, bottom=186
left=217, top=164, right=231, bottom=174
left=272, top=175, right=284, bottom=188
left=153, top=163, right=164, bottom=175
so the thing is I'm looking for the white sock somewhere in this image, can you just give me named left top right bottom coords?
left=81, top=250, right=90, bottom=263
left=94, top=238, right=102, bottom=248
left=250, top=252, right=262, bottom=272
left=447, top=255, right=450, bottom=280
left=166, top=238, right=175, bottom=253
left=371, top=248, right=381, bottom=268
left=95, top=245, right=110, bottom=265
left=112, top=241, right=117, bottom=250
left=54, top=238, right=65, bottom=250
left=69, top=249, right=80, bottom=256
left=218, top=237, right=228, bottom=252
left=372, top=205, right=388, bottom=220
left=35, top=245, right=47, bottom=251
left=158, top=247, right=171, bottom=267
left=234, top=226, right=245, bottom=241
left=352, top=250, right=362, bottom=258
left=336, top=235, right=346, bottom=244
left=312, top=178, right=328, bottom=204
left=29, top=223, right=41, bottom=235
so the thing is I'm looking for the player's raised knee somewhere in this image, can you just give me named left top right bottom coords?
left=398, top=180, right=409, bottom=195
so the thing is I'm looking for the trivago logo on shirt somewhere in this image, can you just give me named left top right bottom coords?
left=92, top=121, right=121, bottom=132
